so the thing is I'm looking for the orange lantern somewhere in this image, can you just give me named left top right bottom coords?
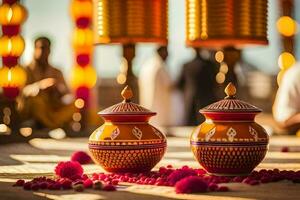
left=0, top=35, right=25, bottom=57
left=0, top=65, right=27, bottom=87
left=70, top=0, right=93, bottom=20
left=0, top=3, right=27, bottom=25
left=72, top=28, right=93, bottom=54
left=70, top=65, right=97, bottom=89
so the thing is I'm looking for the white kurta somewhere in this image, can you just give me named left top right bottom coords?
left=139, top=54, right=172, bottom=127
left=273, top=63, right=300, bottom=123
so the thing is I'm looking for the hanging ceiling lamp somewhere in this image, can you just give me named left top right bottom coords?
left=94, top=0, right=168, bottom=45
left=186, top=0, right=268, bottom=47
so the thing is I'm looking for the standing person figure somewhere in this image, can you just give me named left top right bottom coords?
left=177, top=48, right=218, bottom=125
left=139, top=46, right=172, bottom=127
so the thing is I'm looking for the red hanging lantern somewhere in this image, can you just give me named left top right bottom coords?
left=70, top=0, right=95, bottom=110
left=0, top=1, right=27, bottom=99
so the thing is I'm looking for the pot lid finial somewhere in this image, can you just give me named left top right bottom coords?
left=200, top=82, right=262, bottom=113
left=98, top=85, right=156, bottom=118
left=121, top=85, right=133, bottom=102
left=225, top=82, right=236, bottom=99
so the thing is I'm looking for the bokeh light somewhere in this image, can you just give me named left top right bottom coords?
left=277, top=70, right=285, bottom=85
left=216, top=72, right=225, bottom=84
left=117, top=73, right=126, bottom=85
left=72, top=112, right=82, bottom=122
left=0, top=124, right=8, bottom=133
left=215, top=51, right=224, bottom=63
left=278, top=52, right=296, bottom=70
left=19, top=127, right=32, bottom=137
left=219, top=62, right=228, bottom=74
left=74, top=98, right=85, bottom=109
left=72, top=122, right=81, bottom=132
left=276, top=16, right=297, bottom=37
left=48, top=128, right=66, bottom=139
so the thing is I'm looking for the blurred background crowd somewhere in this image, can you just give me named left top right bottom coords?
left=1, top=0, right=300, bottom=142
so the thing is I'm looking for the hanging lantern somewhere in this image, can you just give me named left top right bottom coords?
left=0, top=3, right=27, bottom=25
left=70, top=66, right=97, bottom=89
left=0, top=35, right=25, bottom=57
left=70, top=0, right=95, bottom=117
left=94, top=0, right=168, bottom=44
left=72, top=28, right=93, bottom=53
left=0, top=65, right=27, bottom=88
left=0, top=0, right=27, bottom=101
left=185, top=0, right=268, bottom=47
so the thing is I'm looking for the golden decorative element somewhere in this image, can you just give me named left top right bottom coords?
left=225, top=82, right=236, bottom=98
left=191, top=145, right=267, bottom=175
left=186, top=0, right=268, bottom=47
left=89, top=146, right=166, bottom=172
left=201, top=82, right=261, bottom=113
left=121, top=85, right=133, bottom=102
left=94, top=0, right=168, bottom=45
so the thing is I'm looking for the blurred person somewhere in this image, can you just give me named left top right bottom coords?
left=177, top=48, right=218, bottom=125
left=273, top=63, right=300, bottom=134
left=139, top=46, right=172, bottom=127
left=20, top=36, right=76, bottom=129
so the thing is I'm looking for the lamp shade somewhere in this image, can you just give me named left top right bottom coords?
left=94, top=0, right=168, bottom=45
left=186, top=0, right=268, bottom=47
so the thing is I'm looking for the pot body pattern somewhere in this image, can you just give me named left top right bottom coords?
left=88, top=86, right=167, bottom=173
left=191, top=120, right=268, bottom=176
left=190, top=83, right=269, bottom=176
left=89, top=122, right=166, bottom=173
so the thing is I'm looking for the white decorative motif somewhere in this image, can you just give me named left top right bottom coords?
left=132, top=126, right=143, bottom=140
left=226, top=127, right=237, bottom=142
left=205, top=127, right=216, bottom=142
left=152, top=127, right=162, bottom=139
left=111, top=128, right=120, bottom=140
left=249, top=126, right=258, bottom=141
left=95, top=126, right=104, bottom=139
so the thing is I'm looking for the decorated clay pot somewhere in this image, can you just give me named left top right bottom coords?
left=190, top=83, right=269, bottom=176
left=89, top=86, right=167, bottom=173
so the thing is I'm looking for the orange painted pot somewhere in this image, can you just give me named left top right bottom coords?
left=190, top=83, right=269, bottom=176
left=89, top=86, right=166, bottom=173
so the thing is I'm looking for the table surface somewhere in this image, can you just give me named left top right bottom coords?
left=0, top=135, right=300, bottom=200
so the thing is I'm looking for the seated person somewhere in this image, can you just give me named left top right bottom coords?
left=273, top=62, right=300, bottom=134
left=20, top=36, right=76, bottom=129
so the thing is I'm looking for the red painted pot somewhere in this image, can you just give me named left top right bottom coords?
left=89, top=86, right=166, bottom=173
left=190, top=83, right=269, bottom=176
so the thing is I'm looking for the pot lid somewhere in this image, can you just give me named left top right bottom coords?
left=200, top=83, right=262, bottom=113
left=99, top=85, right=156, bottom=117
